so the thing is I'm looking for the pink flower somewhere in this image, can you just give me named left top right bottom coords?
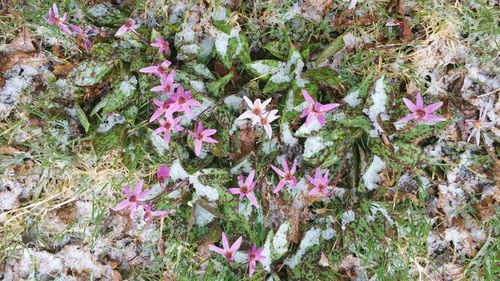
left=143, top=203, right=170, bottom=224
left=151, top=70, right=178, bottom=96
left=465, top=104, right=494, bottom=146
left=151, top=36, right=170, bottom=56
left=115, top=19, right=139, bottom=37
left=139, top=60, right=171, bottom=78
left=209, top=232, right=243, bottom=262
left=259, top=109, right=279, bottom=139
left=238, top=96, right=272, bottom=124
left=307, top=169, right=332, bottom=196
left=171, top=85, right=201, bottom=116
left=156, top=165, right=170, bottom=185
left=153, top=116, right=183, bottom=147
left=301, top=89, right=340, bottom=126
left=70, top=24, right=92, bottom=51
left=270, top=158, right=297, bottom=193
left=113, top=180, right=151, bottom=218
left=228, top=170, right=259, bottom=208
left=150, top=98, right=175, bottom=123
left=189, top=122, right=218, bottom=157
left=247, top=244, right=265, bottom=277
left=396, top=92, right=446, bottom=124
left=46, top=3, right=71, bottom=36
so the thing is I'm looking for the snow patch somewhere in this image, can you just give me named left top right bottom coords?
left=224, top=95, right=243, bottom=110
left=180, top=97, right=214, bottom=126
left=362, top=156, right=386, bottom=190
left=272, top=222, right=290, bottom=258
left=230, top=158, right=253, bottom=175
left=341, top=210, right=356, bottom=230
left=285, top=227, right=321, bottom=268
left=363, top=77, right=389, bottom=137
left=281, top=123, right=298, bottom=146
left=195, top=204, right=215, bottom=226
left=97, top=113, right=126, bottom=133
left=343, top=90, right=362, bottom=107
left=303, top=135, right=333, bottom=158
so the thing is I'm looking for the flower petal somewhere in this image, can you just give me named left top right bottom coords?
left=403, top=98, right=417, bottom=112
left=246, top=192, right=259, bottom=208
left=230, top=236, right=243, bottom=253
left=113, top=200, right=130, bottom=211
left=209, top=245, right=225, bottom=256
left=424, top=102, right=443, bottom=114
left=396, top=113, right=416, bottom=124
left=270, top=165, right=286, bottom=177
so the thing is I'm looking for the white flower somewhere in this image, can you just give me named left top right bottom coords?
left=237, top=96, right=272, bottom=125
left=260, top=110, right=279, bottom=138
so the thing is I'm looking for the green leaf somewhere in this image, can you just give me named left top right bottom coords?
left=93, top=125, right=126, bottom=158
left=69, top=60, right=114, bottom=87
left=370, top=139, right=428, bottom=170
left=245, top=60, right=283, bottom=78
left=263, top=76, right=290, bottom=94
left=187, top=63, right=216, bottom=80
left=207, top=72, right=233, bottom=98
left=91, top=76, right=137, bottom=116
left=397, top=121, right=451, bottom=142
left=237, top=34, right=252, bottom=65
left=198, top=168, right=231, bottom=187
left=86, top=3, right=128, bottom=27
left=74, top=104, right=90, bottom=133
left=264, top=41, right=289, bottom=60
left=304, top=67, right=341, bottom=89
left=339, top=116, right=372, bottom=133
left=315, top=35, right=345, bottom=64
left=358, top=72, right=375, bottom=98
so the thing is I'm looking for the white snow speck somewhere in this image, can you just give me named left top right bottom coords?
left=97, top=113, right=126, bottom=133
left=321, top=227, right=337, bottom=240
